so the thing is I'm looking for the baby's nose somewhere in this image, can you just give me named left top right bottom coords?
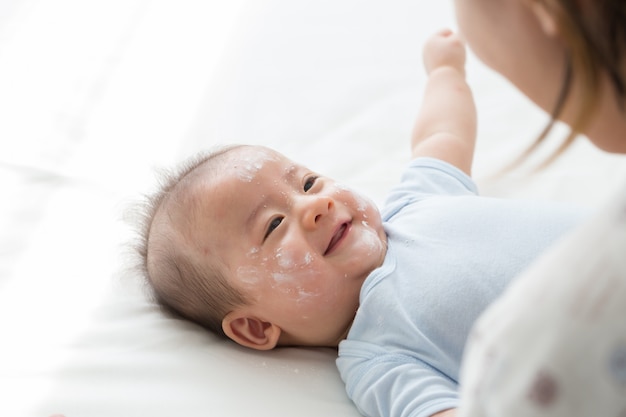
left=300, top=195, right=334, bottom=229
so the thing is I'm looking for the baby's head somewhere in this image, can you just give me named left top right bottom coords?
left=140, top=145, right=387, bottom=349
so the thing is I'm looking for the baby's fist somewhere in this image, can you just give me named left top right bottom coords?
left=423, top=29, right=467, bottom=75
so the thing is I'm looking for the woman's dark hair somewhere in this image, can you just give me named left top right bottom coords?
left=514, top=0, right=625, bottom=168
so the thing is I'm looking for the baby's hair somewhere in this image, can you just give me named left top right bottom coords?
left=135, top=144, right=250, bottom=338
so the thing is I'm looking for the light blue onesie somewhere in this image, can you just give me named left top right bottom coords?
left=336, top=158, right=584, bottom=417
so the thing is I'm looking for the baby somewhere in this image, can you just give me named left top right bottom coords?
left=138, top=30, right=584, bottom=417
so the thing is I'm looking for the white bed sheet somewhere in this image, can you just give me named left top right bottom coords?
left=1, top=1, right=625, bottom=417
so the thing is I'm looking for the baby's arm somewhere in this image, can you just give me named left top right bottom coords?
left=411, top=29, right=477, bottom=176
left=432, top=409, right=457, bottom=417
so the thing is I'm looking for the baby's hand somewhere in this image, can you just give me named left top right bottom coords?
left=422, top=29, right=466, bottom=76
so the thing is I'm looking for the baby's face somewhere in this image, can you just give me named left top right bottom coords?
left=192, top=146, right=387, bottom=347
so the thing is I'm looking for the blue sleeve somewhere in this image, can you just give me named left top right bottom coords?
left=337, top=343, right=458, bottom=417
left=382, top=158, right=478, bottom=221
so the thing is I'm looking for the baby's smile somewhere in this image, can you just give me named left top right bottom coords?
left=325, top=221, right=351, bottom=255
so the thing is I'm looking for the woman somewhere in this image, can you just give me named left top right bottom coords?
left=453, top=1, right=626, bottom=416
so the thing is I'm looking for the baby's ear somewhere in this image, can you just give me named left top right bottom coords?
left=222, top=312, right=281, bottom=350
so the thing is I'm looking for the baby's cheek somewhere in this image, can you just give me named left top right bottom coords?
left=333, top=183, right=379, bottom=219
left=267, top=247, right=325, bottom=304
left=274, top=246, right=313, bottom=270
left=272, top=267, right=323, bottom=302
left=235, top=266, right=263, bottom=289
left=359, top=221, right=386, bottom=256
left=289, top=286, right=339, bottom=321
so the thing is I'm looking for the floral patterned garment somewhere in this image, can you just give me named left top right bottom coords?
left=458, top=181, right=626, bottom=417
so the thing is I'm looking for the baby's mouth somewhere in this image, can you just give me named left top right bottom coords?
left=325, top=222, right=349, bottom=255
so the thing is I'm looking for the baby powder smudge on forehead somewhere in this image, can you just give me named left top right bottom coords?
left=234, top=158, right=263, bottom=183
left=232, top=148, right=279, bottom=183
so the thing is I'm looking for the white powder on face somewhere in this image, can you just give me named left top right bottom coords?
left=356, top=194, right=375, bottom=215
left=303, top=252, right=313, bottom=265
left=272, top=272, right=293, bottom=284
left=283, top=165, right=297, bottom=179
left=360, top=221, right=385, bottom=256
left=274, top=247, right=314, bottom=270
left=248, top=246, right=260, bottom=257
left=238, top=238, right=326, bottom=315
left=236, top=266, right=261, bottom=286
left=275, top=247, right=294, bottom=269
left=237, top=159, right=264, bottom=182
left=294, top=287, right=321, bottom=303
left=270, top=279, right=323, bottom=304
left=233, top=148, right=280, bottom=183
left=234, top=228, right=330, bottom=323
left=270, top=247, right=323, bottom=305
left=334, top=182, right=374, bottom=216
left=236, top=246, right=265, bottom=288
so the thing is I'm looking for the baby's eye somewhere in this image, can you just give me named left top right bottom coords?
left=264, top=216, right=284, bottom=240
left=304, top=176, right=318, bottom=192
